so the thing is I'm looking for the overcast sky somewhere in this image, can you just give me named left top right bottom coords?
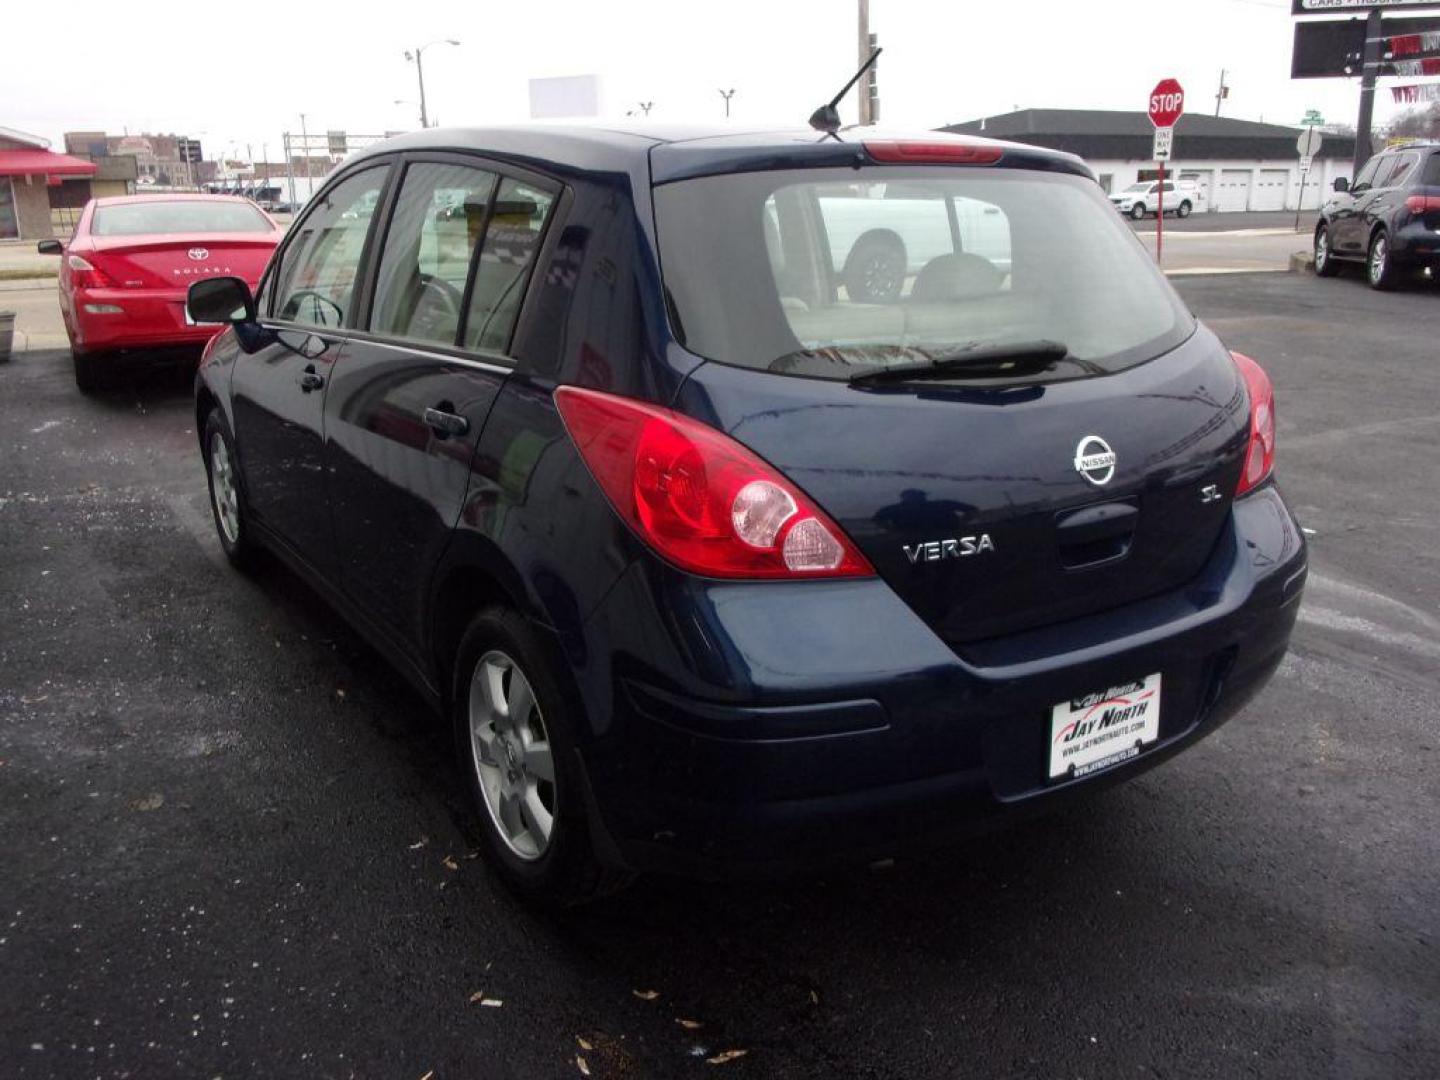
left=4, top=0, right=1415, bottom=160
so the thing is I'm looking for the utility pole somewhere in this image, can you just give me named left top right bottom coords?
left=719, top=88, right=736, bottom=118
left=416, top=48, right=429, bottom=128
left=1354, top=9, right=1382, bottom=174
left=857, top=0, right=879, bottom=125
left=1214, top=69, right=1229, bottom=117
left=300, top=113, right=312, bottom=188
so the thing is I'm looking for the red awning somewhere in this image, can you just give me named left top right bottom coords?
left=0, top=149, right=98, bottom=177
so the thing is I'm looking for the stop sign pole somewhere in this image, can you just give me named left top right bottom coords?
left=1148, top=78, right=1185, bottom=263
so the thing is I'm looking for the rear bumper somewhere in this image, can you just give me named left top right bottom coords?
left=70, top=286, right=236, bottom=353
left=571, top=483, right=1306, bottom=878
left=1390, top=220, right=1440, bottom=263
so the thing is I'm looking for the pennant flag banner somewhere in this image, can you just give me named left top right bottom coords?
left=1392, top=82, right=1440, bottom=104
left=1388, top=31, right=1440, bottom=57
left=1392, top=58, right=1440, bottom=77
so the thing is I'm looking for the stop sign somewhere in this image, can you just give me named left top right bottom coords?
left=1149, top=78, right=1185, bottom=128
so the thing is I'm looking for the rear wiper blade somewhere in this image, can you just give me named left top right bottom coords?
left=849, top=340, right=1071, bottom=384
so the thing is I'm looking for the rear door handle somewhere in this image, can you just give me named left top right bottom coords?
left=298, top=364, right=324, bottom=392
left=423, top=406, right=469, bottom=438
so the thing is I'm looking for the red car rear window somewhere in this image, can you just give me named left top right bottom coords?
left=92, top=201, right=271, bottom=236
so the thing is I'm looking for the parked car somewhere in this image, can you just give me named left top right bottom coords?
left=817, top=189, right=1012, bottom=302
left=1109, top=179, right=1199, bottom=220
left=1314, top=141, right=1440, bottom=289
left=188, top=126, right=1305, bottom=906
left=37, top=194, right=283, bottom=391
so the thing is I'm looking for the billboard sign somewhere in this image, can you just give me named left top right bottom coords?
left=1292, top=0, right=1440, bottom=12
left=529, top=75, right=603, bottom=119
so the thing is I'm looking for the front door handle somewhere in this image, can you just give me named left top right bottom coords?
left=298, top=364, right=324, bottom=392
left=423, top=405, right=469, bottom=438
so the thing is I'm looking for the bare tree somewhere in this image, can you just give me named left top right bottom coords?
left=1388, top=103, right=1440, bottom=139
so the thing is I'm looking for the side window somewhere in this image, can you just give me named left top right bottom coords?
left=271, top=167, right=389, bottom=328
left=1161, top=182, right=1176, bottom=194
left=1352, top=156, right=1383, bottom=192
left=462, top=177, right=555, bottom=353
left=369, top=162, right=499, bottom=348
left=1381, top=152, right=1420, bottom=188
left=1425, top=153, right=1440, bottom=187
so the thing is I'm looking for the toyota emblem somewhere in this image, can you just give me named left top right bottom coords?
left=1074, top=435, right=1117, bottom=486
left=187, top=247, right=209, bottom=261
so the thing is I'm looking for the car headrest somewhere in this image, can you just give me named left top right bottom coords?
left=909, top=253, right=1004, bottom=302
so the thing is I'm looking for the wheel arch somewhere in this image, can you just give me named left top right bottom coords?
left=427, top=537, right=570, bottom=710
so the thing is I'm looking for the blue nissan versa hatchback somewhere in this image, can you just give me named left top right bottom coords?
left=187, top=125, right=1306, bottom=906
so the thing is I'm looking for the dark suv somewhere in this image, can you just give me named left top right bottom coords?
left=1315, top=141, right=1440, bottom=289
left=187, top=126, right=1305, bottom=906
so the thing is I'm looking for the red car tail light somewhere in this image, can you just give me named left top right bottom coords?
left=1232, top=351, right=1275, bottom=497
left=555, top=386, right=874, bottom=579
left=66, top=254, right=115, bottom=289
left=864, top=140, right=1003, bottom=165
left=1405, top=194, right=1440, bottom=213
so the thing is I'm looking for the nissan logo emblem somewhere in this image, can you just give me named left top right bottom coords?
left=187, top=247, right=209, bottom=261
left=1074, top=435, right=1117, bottom=486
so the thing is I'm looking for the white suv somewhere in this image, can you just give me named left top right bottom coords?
left=1109, top=180, right=1198, bottom=220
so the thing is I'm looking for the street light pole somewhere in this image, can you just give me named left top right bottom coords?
left=719, top=88, right=735, bottom=118
left=406, top=39, right=460, bottom=129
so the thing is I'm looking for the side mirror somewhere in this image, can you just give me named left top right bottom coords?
left=1333, top=177, right=1350, bottom=193
left=36, top=239, right=63, bottom=255
left=187, top=276, right=255, bottom=325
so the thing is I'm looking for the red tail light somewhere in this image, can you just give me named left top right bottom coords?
left=1405, top=194, right=1440, bottom=213
left=864, top=140, right=1003, bottom=165
left=66, top=254, right=115, bottom=289
left=1232, top=352, right=1275, bottom=497
left=555, top=386, right=873, bottom=579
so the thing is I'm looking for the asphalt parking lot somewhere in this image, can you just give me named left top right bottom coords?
left=2, top=270, right=1438, bottom=1079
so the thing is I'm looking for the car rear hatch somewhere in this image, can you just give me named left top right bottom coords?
left=653, top=144, right=1250, bottom=646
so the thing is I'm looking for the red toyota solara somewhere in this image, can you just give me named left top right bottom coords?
left=38, top=194, right=283, bottom=391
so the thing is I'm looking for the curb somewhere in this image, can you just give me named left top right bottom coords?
left=1289, top=251, right=1315, bottom=274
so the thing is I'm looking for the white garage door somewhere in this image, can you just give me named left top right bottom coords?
left=1216, top=170, right=1252, bottom=213
left=1252, top=169, right=1289, bottom=212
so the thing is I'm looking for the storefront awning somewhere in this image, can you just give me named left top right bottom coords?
left=0, top=150, right=98, bottom=177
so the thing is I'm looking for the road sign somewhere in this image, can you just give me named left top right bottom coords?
left=1301, top=154, right=1315, bottom=171
left=1153, top=127, right=1174, bottom=161
left=1302, top=108, right=1326, bottom=126
left=1297, top=127, right=1324, bottom=157
left=1148, top=78, right=1185, bottom=128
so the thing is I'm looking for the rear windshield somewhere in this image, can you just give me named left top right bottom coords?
left=92, top=201, right=272, bottom=236
left=654, top=167, right=1194, bottom=382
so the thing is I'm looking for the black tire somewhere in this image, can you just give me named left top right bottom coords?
left=1177, top=200, right=1192, bottom=219
left=1130, top=201, right=1147, bottom=221
left=452, top=607, right=629, bottom=908
left=202, top=407, right=257, bottom=569
left=842, top=231, right=907, bottom=303
left=1314, top=225, right=1341, bottom=277
left=72, top=350, right=104, bottom=394
left=1367, top=229, right=1397, bottom=291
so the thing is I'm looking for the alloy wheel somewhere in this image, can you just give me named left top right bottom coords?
left=467, top=650, right=556, bottom=861
left=209, top=431, right=240, bottom=545
left=1369, top=235, right=1388, bottom=286
left=1315, top=229, right=1329, bottom=272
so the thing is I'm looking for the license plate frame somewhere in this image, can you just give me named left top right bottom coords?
left=1047, top=673, right=1162, bottom=781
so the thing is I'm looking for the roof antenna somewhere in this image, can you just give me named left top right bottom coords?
left=809, top=47, right=883, bottom=135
